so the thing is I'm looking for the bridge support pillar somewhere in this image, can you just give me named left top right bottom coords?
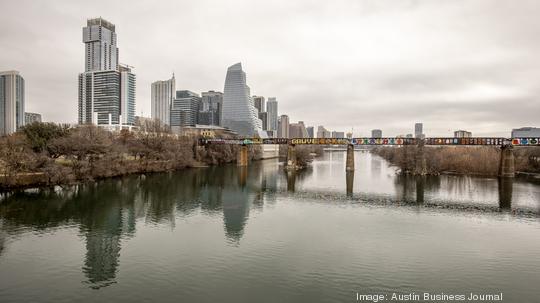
left=237, top=145, right=249, bottom=167
left=414, top=140, right=427, bottom=175
left=285, top=144, right=297, bottom=171
left=346, top=144, right=355, bottom=171
left=498, top=145, right=515, bottom=178
left=346, top=171, right=354, bottom=197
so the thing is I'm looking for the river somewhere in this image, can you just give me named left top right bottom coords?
left=1, top=151, right=539, bottom=302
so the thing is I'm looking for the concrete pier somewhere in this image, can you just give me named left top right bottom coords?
left=237, top=145, right=249, bottom=166
left=346, top=171, right=354, bottom=197
left=498, top=145, right=515, bottom=178
left=285, top=144, right=297, bottom=171
left=498, top=177, right=513, bottom=209
left=346, top=144, right=355, bottom=171
left=414, top=140, right=427, bottom=175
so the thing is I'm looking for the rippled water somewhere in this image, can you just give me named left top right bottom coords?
left=1, top=151, right=540, bottom=302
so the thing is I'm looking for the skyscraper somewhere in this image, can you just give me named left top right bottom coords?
left=317, top=126, right=330, bottom=138
left=266, top=97, right=278, bottom=132
left=258, top=112, right=268, bottom=130
left=199, top=90, right=223, bottom=126
left=415, top=123, right=424, bottom=139
left=222, top=63, right=264, bottom=137
left=0, top=71, right=25, bottom=136
left=277, top=114, right=289, bottom=138
left=151, top=74, right=175, bottom=125
left=78, top=18, right=136, bottom=127
left=289, top=121, right=308, bottom=138
left=253, top=96, right=265, bottom=114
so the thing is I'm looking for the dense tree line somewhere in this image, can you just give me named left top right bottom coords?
left=0, top=122, right=260, bottom=189
left=373, top=145, right=540, bottom=176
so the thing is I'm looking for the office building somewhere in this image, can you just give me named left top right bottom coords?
left=454, top=130, right=472, bottom=138
left=331, top=131, right=345, bottom=138
left=78, top=18, right=136, bottom=127
left=151, top=74, right=175, bottom=125
left=199, top=91, right=223, bottom=126
left=511, top=127, right=540, bottom=138
left=171, top=90, right=201, bottom=130
left=415, top=122, right=424, bottom=139
left=221, top=63, right=264, bottom=136
left=290, top=121, right=308, bottom=138
left=0, top=70, right=25, bottom=135
left=278, top=114, right=289, bottom=138
left=253, top=96, right=265, bottom=114
left=25, top=112, right=42, bottom=124
left=266, top=97, right=278, bottom=131
left=317, top=126, right=331, bottom=138
left=371, top=129, right=382, bottom=138
left=306, top=126, right=314, bottom=138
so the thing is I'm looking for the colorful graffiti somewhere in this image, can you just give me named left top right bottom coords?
left=199, top=137, right=540, bottom=146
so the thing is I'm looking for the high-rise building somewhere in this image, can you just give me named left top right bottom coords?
left=222, top=63, right=264, bottom=136
left=78, top=18, right=136, bottom=127
left=290, top=121, right=309, bottom=138
left=253, top=96, right=265, bottom=114
left=198, top=90, right=223, bottom=126
left=415, top=122, right=424, bottom=139
left=171, top=90, right=201, bottom=130
left=266, top=97, right=278, bottom=131
left=258, top=112, right=268, bottom=130
left=25, top=112, right=42, bottom=124
left=371, top=129, right=382, bottom=138
left=306, top=126, right=314, bottom=138
left=0, top=71, right=25, bottom=135
left=454, top=130, right=472, bottom=138
left=151, top=74, right=175, bottom=125
left=317, top=126, right=330, bottom=138
left=277, top=114, right=289, bottom=138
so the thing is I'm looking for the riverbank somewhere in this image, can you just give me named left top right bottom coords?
left=372, top=145, right=540, bottom=176
left=0, top=122, right=261, bottom=191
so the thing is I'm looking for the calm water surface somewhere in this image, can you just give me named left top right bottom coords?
left=1, top=151, right=540, bottom=303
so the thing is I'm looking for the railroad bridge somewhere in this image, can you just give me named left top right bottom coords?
left=200, top=137, right=540, bottom=178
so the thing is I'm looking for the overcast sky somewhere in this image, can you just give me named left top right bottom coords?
left=1, top=0, right=539, bottom=136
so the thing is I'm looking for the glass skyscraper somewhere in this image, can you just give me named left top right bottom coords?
left=0, top=70, right=25, bottom=136
left=222, top=63, right=264, bottom=137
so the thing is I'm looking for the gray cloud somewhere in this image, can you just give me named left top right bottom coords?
left=0, top=0, right=539, bottom=137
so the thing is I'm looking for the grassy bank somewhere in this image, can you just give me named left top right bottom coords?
left=0, top=122, right=260, bottom=190
left=372, top=145, right=540, bottom=176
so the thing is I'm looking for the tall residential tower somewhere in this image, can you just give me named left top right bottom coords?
left=0, top=71, right=25, bottom=136
left=78, top=18, right=136, bottom=127
left=151, top=74, right=175, bottom=125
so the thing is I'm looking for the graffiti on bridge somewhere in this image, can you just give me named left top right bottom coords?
left=199, top=137, right=540, bottom=146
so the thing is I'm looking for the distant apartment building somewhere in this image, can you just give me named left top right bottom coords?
left=277, top=114, right=289, bottom=138
left=170, top=90, right=201, bottom=131
left=25, top=112, right=42, bottom=124
left=199, top=90, right=222, bottom=126
left=151, top=74, right=175, bottom=125
left=0, top=70, right=25, bottom=135
left=406, top=134, right=413, bottom=138
left=371, top=129, right=382, bottom=138
left=331, top=131, right=345, bottom=138
left=290, top=121, right=308, bottom=138
left=252, top=96, right=265, bottom=113
left=511, top=127, right=540, bottom=138
left=317, top=126, right=331, bottom=138
left=414, top=122, right=424, bottom=139
left=266, top=97, right=278, bottom=132
left=78, top=18, right=136, bottom=127
left=306, top=126, right=314, bottom=138
left=454, top=130, right=472, bottom=138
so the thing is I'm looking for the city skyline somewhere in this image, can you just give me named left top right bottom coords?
left=1, top=0, right=540, bottom=136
